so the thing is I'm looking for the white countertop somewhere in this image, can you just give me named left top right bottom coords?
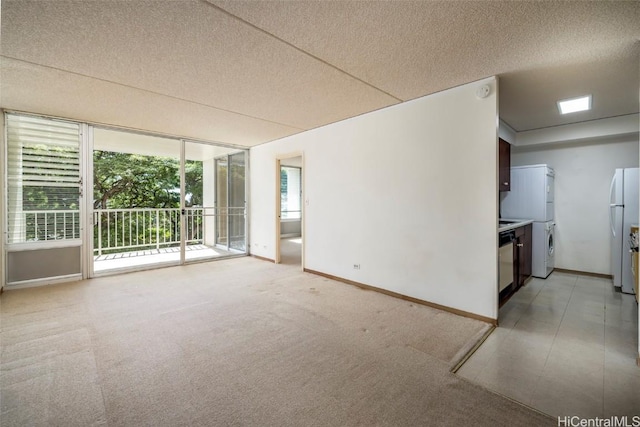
left=498, top=219, right=534, bottom=232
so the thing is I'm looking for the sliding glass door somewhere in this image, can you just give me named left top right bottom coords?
left=91, top=134, right=247, bottom=274
left=182, top=142, right=246, bottom=261
left=229, top=152, right=246, bottom=252
left=214, top=152, right=246, bottom=253
left=92, top=129, right=182, bottom=273
left=215, top=156, right=228, bottom=248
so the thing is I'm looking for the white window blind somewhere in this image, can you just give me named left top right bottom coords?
left=280, top=166, right=301, bottom=219
left=6, top=114, right=81, bottom=244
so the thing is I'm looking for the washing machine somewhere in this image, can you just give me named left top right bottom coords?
left=532, top=221, right=555, bottom=278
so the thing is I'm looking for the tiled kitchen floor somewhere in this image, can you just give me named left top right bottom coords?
left=457, top=272, right=640, bottom=418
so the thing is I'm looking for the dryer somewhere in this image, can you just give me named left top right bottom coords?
left=502, top=165, right=554, bottom=221
left=532, top=221, right=555, bottom=278
left=502, top=164, right=556, bottom=279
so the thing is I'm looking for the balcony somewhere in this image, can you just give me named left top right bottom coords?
left=15, top=208, right=245, bottom=272
left=94, top=207, right=245, bottom=271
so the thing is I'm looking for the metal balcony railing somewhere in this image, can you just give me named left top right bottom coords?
left=15, top=210, right=81, bottom=242
left=14, top=207, right=245, bottom=255
left=93, top=208, right=203, bottom=255
left=94, top=207, right=246, bottom=255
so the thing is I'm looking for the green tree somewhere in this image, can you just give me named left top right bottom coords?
left=93, top=151, right=203, bottom=209
left=93, top=151, right=205, bottom=253
left=184, top=160, right=203, bottom=207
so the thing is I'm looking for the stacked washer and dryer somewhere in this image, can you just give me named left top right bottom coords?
left=501, top=165, right=556, bottom=279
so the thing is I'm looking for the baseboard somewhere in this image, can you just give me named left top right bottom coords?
left=251, top=254, right=275, bottom=263
left=304, top=268, right=498, bottom=326
left=553, top=268, right=612, bottom=280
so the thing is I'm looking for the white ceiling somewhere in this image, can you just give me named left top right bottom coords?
left=1, top=1, right=638, bottom=147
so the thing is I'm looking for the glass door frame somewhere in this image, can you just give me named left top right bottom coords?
left=86, top=127, right=184, bottom=276
left=214, top=155, right=228, bottom=250
left=213, top=151, right=247, bottom=254
left=87, top=128, right=249, bottom=278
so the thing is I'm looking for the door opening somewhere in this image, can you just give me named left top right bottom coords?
left=276, top=155, right=303, bottom=267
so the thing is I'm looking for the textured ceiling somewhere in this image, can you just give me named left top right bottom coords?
left=1, top=0, right=638, bottom=147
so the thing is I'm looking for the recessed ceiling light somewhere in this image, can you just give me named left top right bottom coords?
left=557, top=95, right=592, bottom=115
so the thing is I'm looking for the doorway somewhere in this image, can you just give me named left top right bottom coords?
left=276, top=155, right=303, bottom=267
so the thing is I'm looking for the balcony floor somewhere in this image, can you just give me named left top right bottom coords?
left=94, top=244, right=239, bottom=272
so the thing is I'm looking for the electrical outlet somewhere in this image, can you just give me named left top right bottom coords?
left=353, top=264, right=360, bottom=270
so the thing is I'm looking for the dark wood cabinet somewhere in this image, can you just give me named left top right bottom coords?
left=514, top=224, right=532, bottom=288
left=499, top=138, right=511, bottom=192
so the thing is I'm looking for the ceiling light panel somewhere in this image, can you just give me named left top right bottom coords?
left=557, top=95, right=592, bottom=114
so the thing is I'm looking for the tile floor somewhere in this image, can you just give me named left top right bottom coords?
left=457, top=272, right=640, bottom=418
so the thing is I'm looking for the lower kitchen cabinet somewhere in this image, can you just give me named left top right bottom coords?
left=514, top=224, right=532, bottom=288
left=498, top=222, right=533, bottom=306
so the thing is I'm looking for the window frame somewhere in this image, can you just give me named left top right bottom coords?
left=4, top=113, right=83, bottom=250
left=280, top=166, right=301, bottom=221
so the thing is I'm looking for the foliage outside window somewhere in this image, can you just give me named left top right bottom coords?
left=5, top=114, right=81, bottom=244
left=93, top=151, right=203, bottom=253
left=93, top=151, right=202, bottom=209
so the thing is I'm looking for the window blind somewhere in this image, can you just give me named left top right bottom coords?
left=6, top=114, right=81, bottom=243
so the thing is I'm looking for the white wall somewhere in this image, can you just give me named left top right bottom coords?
left=511, top=136, right=639, bottom=275
left=280, top=220, right=301, bottom=237
left=281, top=157, right=302, bottom=168
left=499, top=119, right=517, bottom=144
left=250, top=77, right=499, bottom=320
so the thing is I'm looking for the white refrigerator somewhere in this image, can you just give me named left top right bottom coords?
left=609, top=168, right=639, bottom=294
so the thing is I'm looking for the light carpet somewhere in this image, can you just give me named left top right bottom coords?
left=1, top=256, right=553, bottom=426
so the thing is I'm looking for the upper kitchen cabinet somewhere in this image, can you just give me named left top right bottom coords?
left=499, top=138, right=511, bottom=192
